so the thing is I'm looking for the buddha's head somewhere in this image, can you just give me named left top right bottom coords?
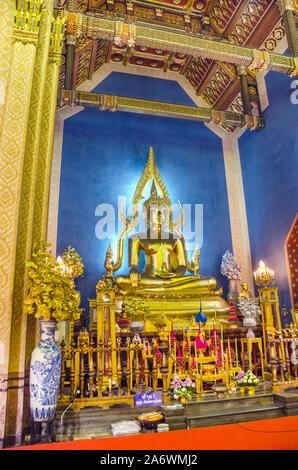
left=142, top=180, right=171, bottom=229
left=241, top=282, right=248, bottom=291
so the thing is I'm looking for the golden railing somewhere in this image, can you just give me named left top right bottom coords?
left=58, top=336, right=175, bottom=409
left=266, top=332, right=298, bottom=390
left=57, top=329, right=270, bottom=410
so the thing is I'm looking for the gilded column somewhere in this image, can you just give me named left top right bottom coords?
left=33, top=15, right=66, bottom=243
left=278, top=0, right=298, bottom=57
left=0, top=0, right=43, bottom=448
left=6, top=0, right=55, bottom=446
left=65, top=34, right=76, bottom=89
left=0, top=2, right=15, bottom=449
left=0, top=2, right=14, bottom=142
left=65, top=0, right=78, bottom=89
left=237, top=66, right=251, bottom=115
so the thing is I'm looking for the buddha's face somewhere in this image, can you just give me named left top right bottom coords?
left=146, top=204, right=169, bottom=229
left=241, top=282, right=248, bottom=291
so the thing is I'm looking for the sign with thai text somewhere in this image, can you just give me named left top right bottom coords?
left=134, top=391, right=162, bottom=407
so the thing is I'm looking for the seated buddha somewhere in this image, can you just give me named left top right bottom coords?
left=116, top=181, right=219, bottom=295
left=101, top=148, right=230, bottom=325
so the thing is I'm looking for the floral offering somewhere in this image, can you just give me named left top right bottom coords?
left=236, top=370, right=260, bottom=387
left=170, top=376, right=195, bottom=400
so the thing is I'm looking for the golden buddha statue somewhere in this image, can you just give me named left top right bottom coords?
left=116, top=181, right=217, bottom=295
left=104, top=147, right=229, bottom=328
left=238, top=282, right=252, bottom=299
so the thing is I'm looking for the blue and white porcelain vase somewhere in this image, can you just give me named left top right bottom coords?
left=30, top=318, right=61, bottom=422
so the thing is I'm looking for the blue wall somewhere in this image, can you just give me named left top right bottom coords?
left=239, top=71, right=298, bottom=313
left=57, top=73, right=232, bottom=313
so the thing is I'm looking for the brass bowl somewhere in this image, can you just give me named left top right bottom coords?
left=202, top=364, right=216, bottom=374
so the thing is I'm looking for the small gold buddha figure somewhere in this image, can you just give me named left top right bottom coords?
left=116, top=181, right=218, bottom=295
left=238, top=282, right=252, bottom=299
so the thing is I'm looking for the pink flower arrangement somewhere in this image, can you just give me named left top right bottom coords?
left=235, top=370, right=246, bottom=385
left=236, top=370, right=260, bottom=387
left=170, top=376, right=195, bottom=400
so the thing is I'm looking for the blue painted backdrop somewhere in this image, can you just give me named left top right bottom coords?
left=239, top=71, right=298, bottom=313
left=57, top=72, right=232, bottom=315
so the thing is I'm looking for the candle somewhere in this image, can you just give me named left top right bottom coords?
left=174, top=341, right=177, bottom=373
left=254, top=260, right=275, bottom=286
left=235, top=338, right=238, bottom=367
left=221, top=340, right=224, bottom=369
left=228, top=336, right=231, bottom=368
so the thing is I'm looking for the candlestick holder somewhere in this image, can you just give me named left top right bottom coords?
left=254, top=260, right=275, bottom=288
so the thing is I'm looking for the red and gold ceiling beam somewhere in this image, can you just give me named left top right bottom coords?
left=58, top=88, right=265, bottom=131
left=277, top=0, right=298, bottom=57
left=65, top=12, right=298, bottom=77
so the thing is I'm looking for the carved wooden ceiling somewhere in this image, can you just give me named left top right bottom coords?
left=60, top=0, right=292, bottom=129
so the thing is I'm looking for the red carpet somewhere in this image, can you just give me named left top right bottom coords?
left=6, top=415, right=298, bottom=450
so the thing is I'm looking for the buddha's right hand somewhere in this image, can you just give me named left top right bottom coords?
left=129, top=267, right=141, bottom=287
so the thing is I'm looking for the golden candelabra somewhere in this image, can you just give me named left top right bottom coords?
left=254, top=260, right=275, bottom=288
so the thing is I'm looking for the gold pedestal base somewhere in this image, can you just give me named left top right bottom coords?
left=117, top=292, right=230, bottom=331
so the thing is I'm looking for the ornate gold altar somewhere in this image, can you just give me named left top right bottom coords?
left=94, top=147, right=233, bottom=380
left=56, top=151, right=298, bottom=411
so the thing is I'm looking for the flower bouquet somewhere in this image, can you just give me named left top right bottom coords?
left=170, top=376, right=195, bottom=403
left=236, top=370, right=260, bottom=395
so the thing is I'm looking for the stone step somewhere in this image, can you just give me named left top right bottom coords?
left=55, top=394, right=281, bottom=436
left=185, top=403, right=284, bottom=429
left=56, top=404, right=161, bottom=421
left=55, top=404, right=163, bottom=434
left=183, top=392, right=274, bottom=414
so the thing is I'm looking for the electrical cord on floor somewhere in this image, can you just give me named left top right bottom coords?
left=59, top=387, right=81, bottom=439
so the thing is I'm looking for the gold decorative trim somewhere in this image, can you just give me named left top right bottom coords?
left=33, top=14, right=65, bottom=243
left=248, top=50, right=271, bottom=72
left=13, top=0, right=44, bottom=44
left=50, top=15, right=66, bottom=55
left=12, top=29, right=39, bottom=44
left=290, top=57, right=298, bottom=78
left=278, top=0, right=295, bottom=14
left=60, top=88, right=264, bottom=130
left=65, top=12, right=298, bottom=76
left=243, top=115, right=258, bottom=131
left=115, top=21, right=136, bottom=48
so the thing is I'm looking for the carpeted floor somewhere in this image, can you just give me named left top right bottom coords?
left=7, top=415, right=298, bottom=450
